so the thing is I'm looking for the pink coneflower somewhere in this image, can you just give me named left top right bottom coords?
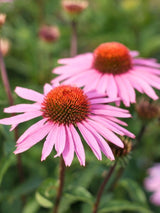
left=0, top=83, right=134, bottom=166
left=52, top=42, right=160, bottom=106
left=144, top=163, right=160, bottom=206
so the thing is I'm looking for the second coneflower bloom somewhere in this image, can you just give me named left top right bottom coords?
left=0, top=83, right=134, bottom=166
left=52, top=42, right=160, bottom=106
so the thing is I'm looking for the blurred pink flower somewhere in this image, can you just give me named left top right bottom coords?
left=0, top=83, right=134, bottom=166
left=0, top=0, right=13, bottom=2
left=52, top=42, right=160, bottom=106
left=144, top=163, right=160, bottom=206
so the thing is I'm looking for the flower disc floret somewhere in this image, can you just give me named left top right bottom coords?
left=93, top=42, right=132, bottom=74
left=41, top=85, right=90, bottom=125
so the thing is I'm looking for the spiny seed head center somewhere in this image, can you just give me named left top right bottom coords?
left=41, top=85, right=90, bottom=125
left=93, top=42, right=132, bottom=74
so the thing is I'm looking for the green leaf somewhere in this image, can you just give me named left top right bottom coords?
left=0, top=154, right=15, bottom=185
left=10, top=175, right=42, bottom=199
left=35, top=178, right=58, bottom=208
left=65, top=186, right=93, bottom=205
left=99, top=200, right=152, bottom=213
left=58, top=186, right=94, bottom=213
left=35, top=192, right=53, bottom=208
left=22, top=199, right=40, bottom=213
left=119, top=178, right=147, bottom=204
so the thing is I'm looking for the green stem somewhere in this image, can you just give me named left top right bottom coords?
left=92, top=161, right=117, bottom=213
left=0, top=48, right=25, bottom=204
left=53, top=157, right=66, bottom=213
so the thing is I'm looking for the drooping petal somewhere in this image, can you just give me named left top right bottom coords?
left=17, top=118, right=47, bottom=144
left=91, top=109, right=131, bottom=118
left=15, top=87, right=44, bottom=103
left=133, top=58, right=160, bottom=68
left=77, top=122, right=102, bottom=160
left=54, top=125, right=66, bottom=157
left=14, top=122, right=53, bottom=154
left=115, top=75, right=130, bottom=107
left=58, top=53, right=93, bottom=65
left=83, top=121, right=115, bottom=160
left=41, top=124, right=57, bottom=161
left=0, top=111, right=42, bottom=125
left=120, top=74, right=136, bottom=103
left=95, top=74, right=108, bottom=94
left=88, top=118, right=124, bottom=148
left=107, top=74, right=118, bottom=98
left=4, top=103, right=41, bottom=113
left=129, top=72, right=159, bottom=100
left=62, top=126, right=74, bottom=166
left=70, top=124, right=85, bottom=166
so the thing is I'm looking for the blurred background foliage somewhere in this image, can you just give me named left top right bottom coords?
left=0, top=0, right=160, bottom=212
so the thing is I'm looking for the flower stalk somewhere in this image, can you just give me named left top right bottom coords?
left=70, top=19, right=78, bottom=57
left=92, top=161, right=117, bottom=213
left=53, top=157, right=66, bottom=213
left=0, top=47, right=25, bottom=204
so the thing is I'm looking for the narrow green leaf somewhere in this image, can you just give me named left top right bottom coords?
left=119, top=178, right=147, bottom=204
left=99, top=200, right=152, bottom=213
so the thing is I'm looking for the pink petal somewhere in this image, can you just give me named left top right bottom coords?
left=62, top=126, right=74, bottom=166
left=92, top=115, right=125, bottom=135
left=106, top=117, right=128, bottom=126
left=115, top=75, right=130, bottom=107
left=126, top=72, right=143, bottom=92
left=54, top=125, right=66, bottom=157
left=41, top=124, right=57, bottom=161
left=4, top=103, right=41, bottom=113
left=91, top=104, right=129, bottom=113
left=129, top=72, right=159, bottom=100
left=133, top=58, right=160, bottom=68
left=70, top=125, right=85, bottom=166
left=134, top=65, right=160, bottom=75
left=130, top=50, right=139, bottom=57
left=150, top=191, right=160, bottom=206
left=105, top=118, right=135, bottom=138
left=77, top=122, right=102, bottom=160
left=83, top=121, right=115, bottom=160
left=53, top=59, right=91, bottom=75
left=88, top=118, right=124, bottom=148
left=107, top=74, right=118, bottom=98
left=85, top=90, right=106, bottom=99
left=17, top=118, right=47, bottom=144
left=0, top=111, right=43, bottom=125
left=91, top=109, right=131, bottom=118
left=84, top=72, right=102, bottom=92
left=94, top=74, right=108, bottom=94
left=61, top=70, right=98, bottom=87
left=58, top=53, right=93, bottom=65
left=120, top=75, right=136, bottom=103
left=14, top=122, right=53, bottom=154
left=132, top=69, right=160, bottom=89
left=15, top=87, right=44, bottom=103
left=43, top=84, right=53, bottom=95
left=90, top=97, right=119, bottom=105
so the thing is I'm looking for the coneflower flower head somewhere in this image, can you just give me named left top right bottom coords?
left=0, top=83, right=135, bottom=166
left=52, top=41, right=160, bottom=106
